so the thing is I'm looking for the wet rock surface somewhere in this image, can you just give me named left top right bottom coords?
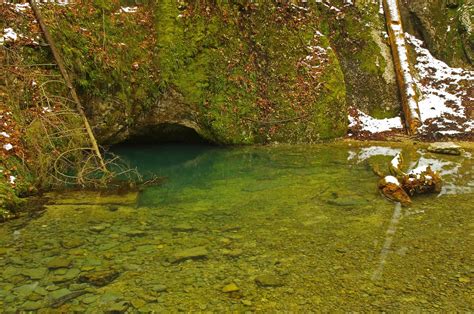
left=78, top=270, right=120, bottom=287
left=427, top=142, right=463, bottom=156
left=401, top=0, right=473, bottom=67
left=170, top=247, right=209, bottom=264
left=255, top=275, right=284, bottom=288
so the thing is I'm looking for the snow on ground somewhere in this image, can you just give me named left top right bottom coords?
left=0, top=27, right=40, bottom=46
left=119, top=7, right=138, bottom=13
left=0, top=109, right=19, bottom=186
left=0, top=28, right=18, bottom=45
left=406, top=34, right=474, bottom=138
left=348, top=109, right=403, bottom=135
left=348, top=34, right=473, bottom=140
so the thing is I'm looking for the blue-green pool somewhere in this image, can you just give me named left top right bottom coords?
left=0, top=143, right=472, bottom=311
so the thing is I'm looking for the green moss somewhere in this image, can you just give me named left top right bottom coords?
left=18, top=2, right=349, bottom=144
left=0, top=156, right=30, bottom=220
left=403, top=0, right=472, bottom=67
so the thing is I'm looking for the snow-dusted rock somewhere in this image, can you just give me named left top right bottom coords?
left=427, top=142, right=462, bottom=156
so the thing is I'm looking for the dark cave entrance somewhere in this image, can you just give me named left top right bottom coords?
left=121, top=123, right=211, bottom=145
left=109, top=123, right=218, bottom=172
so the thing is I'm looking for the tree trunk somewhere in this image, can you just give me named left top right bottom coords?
left=383, top=0, right=422, bottom=135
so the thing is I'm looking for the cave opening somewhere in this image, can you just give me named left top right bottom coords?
left=109, top=123, right=218, bottom=172
left=120, top=123, right=211, bottom=145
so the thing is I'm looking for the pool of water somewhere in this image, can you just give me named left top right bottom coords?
left=0, top=143, right=473, bottom=311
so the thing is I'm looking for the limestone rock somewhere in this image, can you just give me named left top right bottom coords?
left=78, top=270, right=119, bottom=287
left=170, top=246, right=208, bottom=264
left=50, top=268, right=81, bottom=283
left=223, top=249, right=243, bottom=258
left=89, top=225, right=109, bottom=233
left=22, top=267, right=48, bottom=280
left=47, top=257, right=72, bottom=269
left=401, top=1, right=472, bottom=67
left=49, top=288, right=72, bottom=302
left=255, top=274, right=283, bottom=287
left=151, top=285, right=167, bottom=293
left=126, top=230, right=147, bottom=237
left=172, top=223, right=196, bottom=232
left=22, top=300, right=44, bottom=311
left=61, top=238, right=84, bottom=249
left=427, top=142, right=462, bottom=155
left=222, top=283, right=239, bottom=293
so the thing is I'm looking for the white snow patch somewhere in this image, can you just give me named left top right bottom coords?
left=390, top=153, right=402, bottom=168
left=3, top=143, right=13, bottom=151
left=120, top=6, right=138, bottom=13
left=384, top=175, right=400, bottom=185
left=13, top=3, right=30, bottom=12
left=349, top=109, right=403, bottom=133
left=42, top=107, right=53, bottom=114
left=0, top=132, right=10, bottom=138
left=1, top=28, right=18, bottom=45
left=379, top=0, right=384, bottom=14
left=9, top=175, right=16, bottom=185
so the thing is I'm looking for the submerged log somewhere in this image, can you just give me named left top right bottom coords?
left=378, top=153, right=442, bottom=205
left=378, top=175, right=412, bottom=206
left=382, top=0, right=421, bottom=134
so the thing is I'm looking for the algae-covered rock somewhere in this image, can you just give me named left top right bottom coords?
left=78, top=269, right=119, bottom=287
left=401, top=0, right=473, bottom=68
left=255, top=274, right=283, bottom=287
left=170, top=246, right=209, bottom=263
left=6, top=0, right=470, bottom=148
left=0, top=181, right=25, bottom=222
left=427, top=142, right=463, bottom=155
left=222, top=283, right=240, bottom=293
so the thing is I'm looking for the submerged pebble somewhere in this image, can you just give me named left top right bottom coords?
left=170, top=246, right=209, bottom=263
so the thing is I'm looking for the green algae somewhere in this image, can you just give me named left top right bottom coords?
left=0, top=143, right=472, bottom=311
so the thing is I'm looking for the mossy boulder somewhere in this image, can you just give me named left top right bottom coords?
left=38, top=1, right=348, bottom=144
left=315, top=1, right=401, bottom=119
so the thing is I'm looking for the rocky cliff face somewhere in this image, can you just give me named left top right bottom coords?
left=400, top=0, right=473, bottom=68
left=1, top=0, right=471, bottom=146
left=3, top=0, right=402, bottom=145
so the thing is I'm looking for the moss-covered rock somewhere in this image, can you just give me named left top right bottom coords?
left=315, top=0, right=401, bottom=119
left=37, top=1, right=348, bottom=144
left=401, top=0, right=473, bottom=68
left=0, top=157, right=30, bottom=221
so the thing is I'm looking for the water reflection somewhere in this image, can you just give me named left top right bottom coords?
left=348, top=145, right=473, bottom=196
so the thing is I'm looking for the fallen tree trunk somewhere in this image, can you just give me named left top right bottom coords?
left=28, top=0, right=108, bottom=173
left=383, top=0, right=421, bottom=135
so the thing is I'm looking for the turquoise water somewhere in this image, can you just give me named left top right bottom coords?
left=0, top=143, right=472, bottom=311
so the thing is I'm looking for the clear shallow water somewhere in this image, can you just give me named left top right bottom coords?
left=0, top=143, right=473, bottom=311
